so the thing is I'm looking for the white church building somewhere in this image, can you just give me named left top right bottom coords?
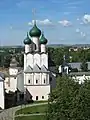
left=23, top=21, right=52, bottom=101
left=5, top=21, right=56, bottom=102
left=0, top=73, right=5, bottom=109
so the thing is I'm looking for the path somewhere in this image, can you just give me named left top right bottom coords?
left=0, top=102, right=48, bottom=120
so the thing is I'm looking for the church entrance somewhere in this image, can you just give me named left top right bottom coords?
left=36, top=96, right=38, bottom=100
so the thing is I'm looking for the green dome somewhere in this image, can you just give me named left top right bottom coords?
left=24, top=32, right=31, bottom=44
left=29, top=21, right=41, bottom=37
left=40, top=33, right=48, bottom=44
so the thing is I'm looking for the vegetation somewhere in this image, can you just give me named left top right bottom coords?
left=15, top=104, right=48, bottom=115
left=80, top=59, right=88, bottom=71
left=1, top=46, right=90, bottom=68
left=46, top=76, right=90, bottom=120
left=15, top=115, right=46, bottom=120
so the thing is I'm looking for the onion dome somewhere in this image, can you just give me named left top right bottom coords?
left=29, top=21, right=41, bottom=37
left=40, top=32, right=48, bottom=44
left=24, top=32, right=31, bottom=44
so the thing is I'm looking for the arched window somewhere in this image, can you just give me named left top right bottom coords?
left=44, top=79, right=45, bottom=83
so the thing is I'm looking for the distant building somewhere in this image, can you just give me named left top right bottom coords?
left=59, top=57, right=90, bottom=84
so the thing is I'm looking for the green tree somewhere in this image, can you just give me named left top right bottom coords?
left=47, top=76, right=90, bottom=120
left=80, top=59, right=88, bottom=72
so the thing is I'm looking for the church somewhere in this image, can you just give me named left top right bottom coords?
left=4, top=20, right=56, bottom=102
left=23, top=20, right=51, bottom=101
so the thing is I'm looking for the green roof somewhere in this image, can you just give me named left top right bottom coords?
left=24, top=32, right=31, bottom=44
left=29, top=21, right=41, bottom=37
left=40, top=33, right=48, bottom=44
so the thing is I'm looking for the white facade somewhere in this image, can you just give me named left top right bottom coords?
left=23, top=25, right=51, bottom=101
left=72, top=75, right=90, bottom=84
left=41, top=44, right=46, bottom=53
left=0, top=77, right=4, bottom=109
left=5, top=58, right=21, bottom=93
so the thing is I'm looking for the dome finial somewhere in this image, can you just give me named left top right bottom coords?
left=27, top=32, right=28, bottom=37
left=32, top=8, right=36, bottom=26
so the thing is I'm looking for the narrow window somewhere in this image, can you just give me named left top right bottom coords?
left=36, top=96, right=38, bottom=100
left=28, top=80, right=30, bottom=83
left=42, top=96, right=44, bottom=99
left=44, top=79, right=45, bottom=83
left=50, top=77, right=52, bottom=81
left=36, top=80, right=38, bottom=84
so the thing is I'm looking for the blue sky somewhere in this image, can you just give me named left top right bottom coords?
left=0, top=0, right=90, bottom=45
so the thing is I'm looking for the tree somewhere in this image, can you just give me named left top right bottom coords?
left=80, top=59, right=88, bottom=72
left=46, top=76, right=90, bottom=120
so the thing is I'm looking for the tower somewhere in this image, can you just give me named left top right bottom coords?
left=23, top=21, right=50, bottom=101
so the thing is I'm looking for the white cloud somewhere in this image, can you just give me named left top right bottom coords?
left=28, top=19, right=53, bottom=26
left=58, top=20, right=72, bottom=27
left=80, top=32, right=86, bottom=37
left=76, top=28, right=80, bottom=33
left=77, top=18, right=80, bottom=21
left=83, top=14, right=90, bottom=24
left=10, top=26, right=13, bottom=30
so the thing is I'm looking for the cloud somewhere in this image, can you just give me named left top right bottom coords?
left=63, top=12, right=71, bottom=15
left=10, top=26, right=13, bottom=30
left=58, top=20, right=72, bottom=27
left=83, top=14, right=90, bottom=24
left=28, top=19, right=53, bottom=26
left=76, top=28, right=80, bottom=33
left=80, top=32, right=86, bottom=37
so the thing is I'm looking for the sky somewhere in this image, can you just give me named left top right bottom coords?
left=0, top=0, right=90, bottom=45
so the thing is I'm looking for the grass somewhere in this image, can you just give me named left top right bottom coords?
left=15, top=115, right=46, bottom=120
left=15, top=104, right=48, bottom=115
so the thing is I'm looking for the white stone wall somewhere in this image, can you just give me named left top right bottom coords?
left=9, top=68, right=18, bottom=76
left=25, top=73, right=34, bottom=85
left=25, top=73, right=49, bottom=86
left=25, top=44, right=30, bottom=53
left=5, top=77, right=17, bottom=92
left=24, top=54, right=27, bottom=70
left=26, top=85, right=50, bottom=100
left=32, top=37, right=39, bottom=52
left=5, top=77, right=10, bottom=91
left=0, top=81, right=4, bottom=109
left=26, top=54, right=33, bottom=68
left=34, top=53, right=40, bottom=67
left=41, top=44, right=46, bottom=53
left=41, top=53, right=48, bottom=69
left=41, top=73, right=49, bottom=84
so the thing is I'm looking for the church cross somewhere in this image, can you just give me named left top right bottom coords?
left=32, top=8, right=36, bottom=24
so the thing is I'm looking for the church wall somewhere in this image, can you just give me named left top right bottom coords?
left=33, top=73, right=41, bottom=85
left=9, top=77, right=17, bottom=92
left=41, top=53, right=48, bottom=69
left=25, top=44, right=30, bottom=53
left=32, top=37, right=39, bottom=51
left=25, top=73, right=34, bottom=85
left=9, top=68, right=18, bottom=76
left=41, top=73, right=49, bottom=84
left=5, top=77, right=10, bottom=90
left=26, top=54, right=33, bottom=68
left=24, top=54, right=27, bottom=70
left=34, top=53, right=40, bottom=67
left=26, top=85, right=50, bottom=100
left=0, top=81, right=4, bottom=109
left=17, top=72, right=24, bottom=92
